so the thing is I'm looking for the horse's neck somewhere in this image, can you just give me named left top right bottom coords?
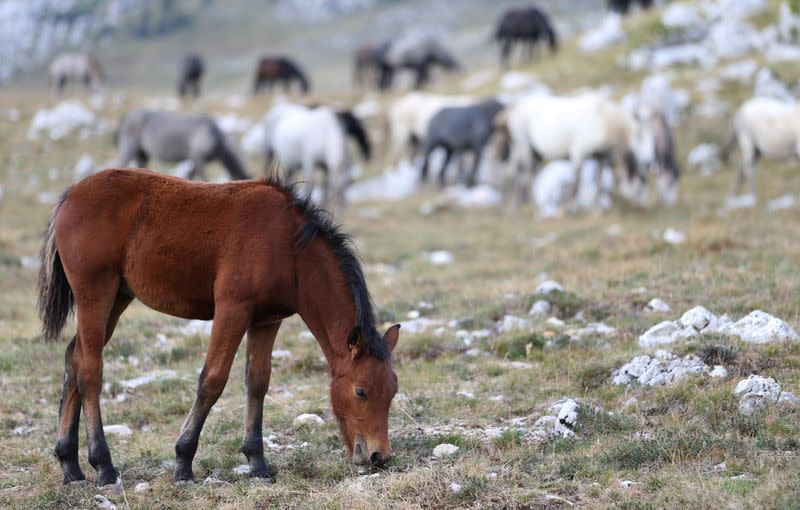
left=294, top=237, right=356, bottom=370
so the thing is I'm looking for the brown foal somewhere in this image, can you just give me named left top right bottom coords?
left=38, top=169, right=400, bottom=485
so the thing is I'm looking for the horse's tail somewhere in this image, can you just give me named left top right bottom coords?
left=337, top=110, right=371, bottom=161
left=211, top=122, right=251, bottom=180
left=38, top=189, right=74, bottom=343
left=720, top=128, right=738, bottom=165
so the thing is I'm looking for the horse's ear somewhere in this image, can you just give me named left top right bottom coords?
left=348, top=326, right=362, bottom=360
left=383, top=324, right=400, bottom=352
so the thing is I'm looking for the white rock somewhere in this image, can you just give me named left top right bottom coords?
left=400, top=317, right=444, bottom=334
left=103, top=424, right=133, bottom=437
left=293, top=413, right=324, bottom=426
left=533, top=415, right=574, bottom=438
left=766, top=43, right=800, bottom=62
left=94, top=495, right=117, bottom=510
left=767, top=194, right=797, bottom=211
left=534, top=160, right=614, bottom=216
left=456, top=390, right=475, bottom=399
left=176, top=320, right=213, bottom=337
left=529, top=300, right=551, bottom=316
left=544, top=494, right=574, bottom=506
left=580, top=14, right=625, bottom=53
left=645, top=298, right=671, bottom=313
left=272, top=349, right=292, bottom=359
left=557, top=399, right=579, bottom=428
left=713, top=461, right=727, bottom=472
left=710, top=365, right=729, bottom=378
left=778, top=391, right=800, bottom=406
left=613, top=352, right=712, bottom=386
left=619, top=480, right=640, bottom=489
left=133, top=482, right=150, bottom=493
left=707, top=19, right=760, bottom=60
left=720, top=59, right=759, bottom=83
left=203, top=476, right=223, bottom=484
left=232, top=464, right=251, bottom=475
left=728, top=310, right=800, bottom=343
left=649, top=44, right=716, bottom=70
left=444, top=185, right=501, bottom=208
left=662, top=4, right=703, bottom=29
left=680, top=305, right=719, bottom=332
left=663, top=228, right=686, bottom=245
left=565, top=322, right=616, bottom=340
left=120, top=370, right=179, bottom=390
left=73, top=153, right=94, bottom=180
left=428, top=250, right=453, bottom=265
left=28, top=101, right=96, bottom=140
left=546, top=317, right=565, bottom=328
left=639, top=320, right=682, bottom=348
left=755, top=68, right=794, bottom=102
left=347, top=162, right=418, bottom=203
left=432, top=443, right=460, bottom=458
left=534, top=280, right=564, bottom=295
left=688, top=143, right=721, bottom=175
left=724, top=194, right=757, bottom=210
left=499, top=314, right=531, bottom=333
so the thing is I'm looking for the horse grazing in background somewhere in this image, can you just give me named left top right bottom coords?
left=631, top=105, right=680, bottom=206
left=608, top=0, right=654, bottom=14
left=419, top=99, right=505, bottom=187
left=494, top=6, right=558, bottom=66
left=377, top=32, right=460, bottom=90
left=354, top=40, right=391, bottom=87
left=49, top=53, right=104, bottom=95
left=385, top=92, right=475, bottom=167
left=113, top=109, right=250, bottom=181
left=38, top=169, right=401, bottom=486
left=178, top=53, right=205, bottom=98
left=262, top=102, right=371, bottom=207
left=496, top=93, right=654, bottom=207
left=721, top=97, right=800, bottom=197
left=253, top=57, right=310, bottom=94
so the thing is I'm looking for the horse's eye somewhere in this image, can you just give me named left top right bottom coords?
left=355, top=387, right=367, bottom=400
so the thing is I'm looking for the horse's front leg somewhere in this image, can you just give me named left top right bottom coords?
left=241, top=322, right=281, bottom=480
left=174, top=305, right=250, bottom=481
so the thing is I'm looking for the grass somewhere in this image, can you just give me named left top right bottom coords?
left=1, top=0, right=800, bottom=508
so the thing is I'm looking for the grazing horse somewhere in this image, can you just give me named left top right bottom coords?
left=49, top=53, right=104, bottom=95
left=496, top=93, right=652, bottom=207
left=419, top=99, right=505, bottom=187
left=38, top=169, right=401, bottom=485
left=632, top=105, right=680, bottom=206
left=385, top=92, right=475, bottom=167
left=262, top=102, right=371, bottom=207
left=113, top=109, right=250, bottom=181
left=721, top=97, right=800, bottom=196
left=378, top=32, right=460, bottom=90
left=178, top=53, right=205, bottom=98
left=608, top=0, right=654, bottom=14
left=253, top=57, right=310, bottom=95
left=354, top=41, right=390, bottom=87
left=494, top=6, right=558, bottom=66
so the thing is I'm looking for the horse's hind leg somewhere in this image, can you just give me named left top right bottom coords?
left=437, top=148, right=454, bottom=188
left=54, top=294, right=130, bottom=484
left=174, top=306, right=249, bottom=481
left=241, top=322, right=281, bottom=480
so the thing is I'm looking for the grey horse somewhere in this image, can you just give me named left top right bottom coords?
left=419, top=99, right=505, bottom=187
left=113, top=110, right=250, bottom=180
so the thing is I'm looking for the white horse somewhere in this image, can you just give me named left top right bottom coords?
left=721, top=96, right=800, bottom=196
left=497, top=92, right=653, bottom=208
left=49, top=53, right=104, bottom=95
left=262, top=102, right=370, bottom=207
left=385, top=92, right=474, bottom=167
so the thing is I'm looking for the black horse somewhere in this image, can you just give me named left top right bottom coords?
left=419, top=99, right=505, bottom=188
left=178, top=53, right=205, bottom=98
left=608, top=0, right=654, bottom=14
left=494, top=6, right=558, bottom=66
left=376, top=33, right=460, bottom=91
left=253, top=56, right=310, bottom=95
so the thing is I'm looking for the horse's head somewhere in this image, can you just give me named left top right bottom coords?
left=330, top=324, right=400, bottom=467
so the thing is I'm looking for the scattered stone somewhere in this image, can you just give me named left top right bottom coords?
left=529, top=300, right=551, bottom=316
left=662, top=3, right=702, bottom=29
left=294, top=413, right=324, bottom=426
left=499, top=314, right=531, bottom=333
left=176, top=320, right=213, bottom=337
left=444, top=185, right=501, bottom=208
left=272, top=349, right=292, bottom=359
left=28, top=101, right=96, bottom=140
left=565, top=322, right=616, bottom=340
left=534, top=280, right=564, bottom=295
left=767, top=194, right=797, bottom=211
left=347, top=163, right=417, bottom=203
left=720, top=59, right=759, bottom=83
left=663, top=228, right=686, bottom=245
left=619, top=480, right=640, bottom=489
left=456, top=390, right=475, bottom=399
left=710, top=365, right=729, bottom=378
left=544, top=494, right=574, bottom=506
left=638, top=320, right=683, bottom=348
left=724, top=194, right=757, bottom=210
left=735, top=374, right=798, bottom=415
left=204, top=476, right=223, bottom=485
left=102, top=425, right=133, bottom=437
left=728, top=310, right=800, bottom=344
left=645, top=298, right=671, bottom=313
left=428, top=250, right=454, bottom=265
left=712, top=462, right=727, bottom=472
left=612, top=350, right=712, bottom=386
left=120, top=370, right=179, bottom=390
left=133, top=482, right=150, bottom=493
left=73, top=153, right=95, bottom=180
left=432, top=443, right=459, bottom=458
left=232, top=464, right=251, bottom=475
left=401, top=317, right=445, bottom=334
left=580, top=14, right=625, bottom=52
left=688, top=143, right=721, bottom=175
left=546, top=317, right=566, bottom=328
left=730, top=473, right=757, bottom=482
left=556, top=399, right=579, bottom=428
left=94, top=495, right=117, bottom=510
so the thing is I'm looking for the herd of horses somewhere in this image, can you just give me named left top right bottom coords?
left=36, top=0, right=791, bottom=490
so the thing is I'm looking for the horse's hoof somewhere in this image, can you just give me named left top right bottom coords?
left=62, top=468, right=86, bottom=485
left=64, top=478, right=87, bottom=487
left=95, top=465, right=120, bottom=487
left=250, top=466, right=277, bottom=483
left=172, top=470, right=195, bottom=483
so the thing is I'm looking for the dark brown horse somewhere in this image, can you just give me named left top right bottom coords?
left=253, top=56, right=310, bottom=95
left=38, top=169, right=400, bottom=485
left=178, top=53, right=205, bottom=98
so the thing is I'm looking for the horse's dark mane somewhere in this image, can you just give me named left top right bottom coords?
left=263, top=174, right=389, bottom=361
